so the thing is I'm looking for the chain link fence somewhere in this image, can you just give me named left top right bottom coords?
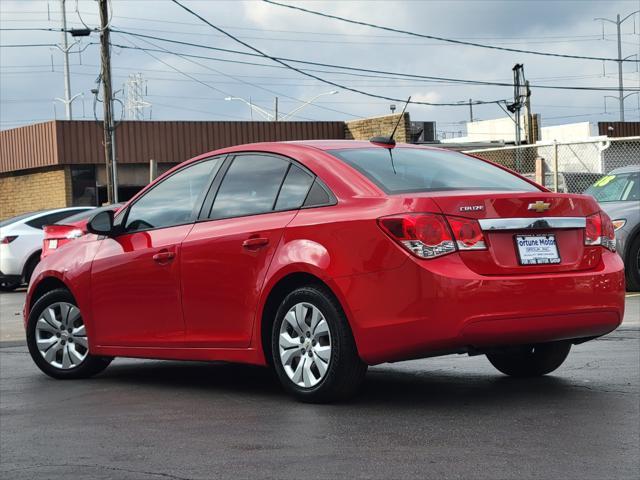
left=464, top=137, right=640, bottom=193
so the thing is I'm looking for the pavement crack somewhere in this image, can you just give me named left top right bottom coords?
left=0, top=463, right=200, bottom=480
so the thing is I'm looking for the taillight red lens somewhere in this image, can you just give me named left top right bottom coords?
left=378, top=213, right=456, bottom=259
left=585, top=212, right=616, bottom=252
left=445, top=216, right=487, bottom=250
left=0, top=235, right=18, bottom=244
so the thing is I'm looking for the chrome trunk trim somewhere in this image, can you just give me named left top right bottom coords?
left=478, top=217, right=586, bottom=231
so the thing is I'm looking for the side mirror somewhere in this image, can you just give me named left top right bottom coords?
left=86, top=210, right=116, bottom=236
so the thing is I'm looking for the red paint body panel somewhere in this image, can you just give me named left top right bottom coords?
left=25, top=141, right=626, bottom=368
left=180, top=211, right=297, bottom=348
left=90, top=225, right=192, bottom=347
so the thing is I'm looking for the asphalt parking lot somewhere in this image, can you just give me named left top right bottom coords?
left=1, top=290, right=639, bottom=480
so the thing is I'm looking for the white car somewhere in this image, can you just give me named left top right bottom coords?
left=0, top=207, right=93, bottom=291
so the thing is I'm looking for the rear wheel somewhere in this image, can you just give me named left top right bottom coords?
left=271, top=285, right=367, bottom=403
left=625, top=234, right=640, bottom=291
left=486, top=341, right=571, bottom=377
left=27, top=288, right=112, bottom=379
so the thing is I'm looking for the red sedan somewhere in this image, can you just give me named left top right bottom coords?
left=24, top=140, right=625, bottom=402
left=41, top=204, right=123, bottom=259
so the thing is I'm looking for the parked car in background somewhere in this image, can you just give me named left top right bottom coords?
left=42, top=204, right=123, bottom=259
left=24, top=141, right=625, bottom=402
left=523, top=172, right=603, bottom=194
left=0, top=207, right=93, bottom=291
left=585, top=165, right=640, bottom=290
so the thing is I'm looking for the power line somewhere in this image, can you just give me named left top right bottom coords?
left=0, top=43, right=59, bottom=48
left=263, top=0, right=640, bottom=64
left=126, top=34, right=356, bottom=119
left=110, top=30, right=640, bottom=93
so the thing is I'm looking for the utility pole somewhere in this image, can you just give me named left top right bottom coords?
left=523, top=80, right=534, bottom=144
left=509, top=64, right=524, bottom=146
left=99, top=0, right=117, bottom=203
left=595, top=11, right=639, bottom=122
left=60, top=0, right=72, bottom=119
left=468, top=99, right=474, bottom=123
left=274, top=97, right=279, bottom=122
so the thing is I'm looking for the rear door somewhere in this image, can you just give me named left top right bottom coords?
left=180, top=153, right=315, bottom=348
left=90, top=157, right=223, bottom=347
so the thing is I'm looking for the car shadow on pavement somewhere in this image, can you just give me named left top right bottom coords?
left=97, top=358, right=582, bottom=407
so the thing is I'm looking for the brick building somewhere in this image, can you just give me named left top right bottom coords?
left=0, top=114, right=414, bottom=219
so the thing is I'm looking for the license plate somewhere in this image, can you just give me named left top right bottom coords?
left=515, top=234, right=560, bottom=265
left=48, top=239, right=58, bottom=249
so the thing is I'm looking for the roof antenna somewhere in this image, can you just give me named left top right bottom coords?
left=370, top=96, right=411, bottom=148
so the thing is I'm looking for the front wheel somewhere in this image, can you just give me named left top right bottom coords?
left=486, top=341, right=571, bottom=377
left=27, top=288, right=112, bottom=379
left=271, top=285, right=367, bottom=403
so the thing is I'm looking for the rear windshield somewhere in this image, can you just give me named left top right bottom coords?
left=329, top=147, right=539, bottom=194
left=0, top=210, right=47, bottom=228
left=55, top=204, right=121, bottom=225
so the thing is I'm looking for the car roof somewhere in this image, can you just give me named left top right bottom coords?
left=0, top=207, right=91, bottom=227
left=609, top=164, right=640, bottom=174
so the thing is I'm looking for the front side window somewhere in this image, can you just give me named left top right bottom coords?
left=209, top=154, right=289, bottom=219
left=330, top=147, right=539, bottom=194
left=125, top=158, right=222, bottom=232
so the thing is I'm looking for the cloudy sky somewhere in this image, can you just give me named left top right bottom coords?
left=1, top=0, right=639, bottom=137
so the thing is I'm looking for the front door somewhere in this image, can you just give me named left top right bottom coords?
left=90, top=157, right=224, bottom=347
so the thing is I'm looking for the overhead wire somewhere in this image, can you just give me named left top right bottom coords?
left=263, top=0, right=640, bottom=63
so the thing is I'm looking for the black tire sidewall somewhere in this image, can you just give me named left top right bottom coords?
left=271, top=286, right=356, bottom=401
left=27, top=288, right=111, bottom=379
left=625, top=234, right=640, bottom=291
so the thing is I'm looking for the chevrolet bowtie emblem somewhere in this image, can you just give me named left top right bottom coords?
left=528, top=200, right=551, bottom=213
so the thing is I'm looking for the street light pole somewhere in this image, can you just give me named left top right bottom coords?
left=60, top=0, right=72, bottom=120
left=595, top=10, right=639, bottom=122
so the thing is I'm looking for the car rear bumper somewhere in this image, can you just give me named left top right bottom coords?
left=334, top=250, right=625, bottom=365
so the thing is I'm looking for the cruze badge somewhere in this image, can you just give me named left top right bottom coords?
left=528, top=201, right=551, bottom=213
left=459, top=205, right=484, bottom=212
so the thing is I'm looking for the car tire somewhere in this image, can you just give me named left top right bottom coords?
left=23, top=253, right=40, bottom=285
left=625, top=234, right=640, bottom=291
left=486, top=341, right=571, bottom=377
left=27, top=288, right=112, bottom=379
left=271, top=285, right=367, bottom=403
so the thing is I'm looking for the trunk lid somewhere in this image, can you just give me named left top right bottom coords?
left=429, top=191, right=601, bottom=275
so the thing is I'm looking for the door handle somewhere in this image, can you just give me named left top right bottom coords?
left=152, top=250, right=175, bottom=263
left=242, top=237, right=269, bottom=250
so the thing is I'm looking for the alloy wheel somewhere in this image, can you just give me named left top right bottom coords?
left=278, top=302, right=331, bottom=388
left=35, top=302, right=88, bottom=369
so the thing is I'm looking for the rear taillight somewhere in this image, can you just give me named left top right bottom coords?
left=378, top=213, right=456, bottom=259
left=585, top=212, right=616, bottom=252
left=445, top=215, right=487, bottom=250
left=0, top=235, right=18, bottom=244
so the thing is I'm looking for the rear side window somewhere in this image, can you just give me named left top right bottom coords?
left=209, top=154, right=289, bottom=219
left=26, top=209, right=91, bottom=229
left=275, top=164, right=314, bottom=211
left=330, top=148, right=539, bottom=194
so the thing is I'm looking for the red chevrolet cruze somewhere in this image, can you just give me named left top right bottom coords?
left=24, top=140, right=625, bottom=402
